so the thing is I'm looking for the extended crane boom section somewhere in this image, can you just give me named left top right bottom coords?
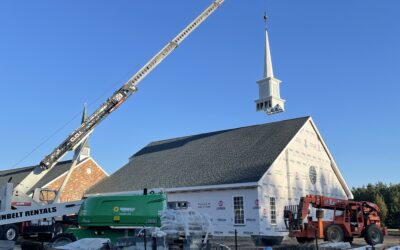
left=1, top=1, right=225, bottom=241
left=39, top=0, right=224, bottom=171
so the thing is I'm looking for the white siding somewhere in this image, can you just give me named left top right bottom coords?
left=167, top=188, right=259, bottom=237
left=258, top=120, right=348, bottom=235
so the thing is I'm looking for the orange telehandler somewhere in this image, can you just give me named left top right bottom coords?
left=284, top=195, right=387, bottom=245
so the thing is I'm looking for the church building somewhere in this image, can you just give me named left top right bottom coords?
left=87, top=18, right=352, bottom=243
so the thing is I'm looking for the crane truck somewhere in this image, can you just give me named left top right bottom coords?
left=0, top=0, right=224, bottom=242
left=284, top=195, right=387, bottom=246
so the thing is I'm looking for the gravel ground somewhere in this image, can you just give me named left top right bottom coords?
left=9, top=231, right=400, bottom=249
left=210, top=233, right=400, bottom=250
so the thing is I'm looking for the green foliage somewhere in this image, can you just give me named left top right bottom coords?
left=352, top=183, right=400, bottom=229
left=374, top=193, right=388, bottom=223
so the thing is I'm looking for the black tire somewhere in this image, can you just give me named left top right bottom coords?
left=364, top=224, right=384, bottom=245
left=50, top=233, right=77, bottom=247
left=325, top=224, right=344, bottom=242
left=2, top=224, right=18, bottom=241
left=296, top=237, right=314, bottom=244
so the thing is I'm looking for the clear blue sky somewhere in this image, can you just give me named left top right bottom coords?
left=1, top=1, right=399, bottom=188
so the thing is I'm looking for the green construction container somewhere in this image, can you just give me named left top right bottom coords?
left=77, top=193, right=167, bottom=228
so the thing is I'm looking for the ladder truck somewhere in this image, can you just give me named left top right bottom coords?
left=0, top=0, right=224, bottom=241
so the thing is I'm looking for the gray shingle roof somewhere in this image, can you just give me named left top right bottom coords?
left=88, top=117, right=309, bottom=194
left=0, top=160, right=73, bottom=191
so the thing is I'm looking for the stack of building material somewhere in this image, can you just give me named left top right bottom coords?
left=160, top=208, right=212, bottom=249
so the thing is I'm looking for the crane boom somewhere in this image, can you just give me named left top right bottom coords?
left=13, top=0, right=224, bottom=195
left=40, top=0, right=224, bottom=170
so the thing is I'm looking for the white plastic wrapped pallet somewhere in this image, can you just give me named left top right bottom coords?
left=160, top=208, right=212, bottom=238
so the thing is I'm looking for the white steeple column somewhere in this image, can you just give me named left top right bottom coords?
left=255, top=18, right=285, bottom=115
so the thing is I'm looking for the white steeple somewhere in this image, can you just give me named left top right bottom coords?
left=264, top=29, right=274, bottom=78
left=255, top=15, right=285, bottom=115
left=74, top=104, right=91, bottom=162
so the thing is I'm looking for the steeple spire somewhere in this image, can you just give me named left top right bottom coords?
left=255, top=13, right=285, bottom=115
left=74, top=104, right=91, bottom=161
left=81, top=103, right=88, bottom=124
left=263, top=14, right=274, bottom=78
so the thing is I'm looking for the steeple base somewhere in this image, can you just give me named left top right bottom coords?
left=256, top=96, right=285, bottom=115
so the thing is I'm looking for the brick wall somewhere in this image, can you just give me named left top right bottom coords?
left=44, top=158, right=107, bottom=202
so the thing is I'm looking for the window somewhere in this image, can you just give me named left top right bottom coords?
left=233, top=196, right=245, bottom=225
left=270, top=197, right=277, bottom=225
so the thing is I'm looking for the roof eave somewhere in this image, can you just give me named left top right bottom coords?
left=166, top=182, right=259, bottom=193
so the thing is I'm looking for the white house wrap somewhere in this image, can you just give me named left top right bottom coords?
left=87, top=117, right=352, bottom=243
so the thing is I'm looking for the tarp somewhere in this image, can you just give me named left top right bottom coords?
left=54, top=238, right=111, bottom=250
